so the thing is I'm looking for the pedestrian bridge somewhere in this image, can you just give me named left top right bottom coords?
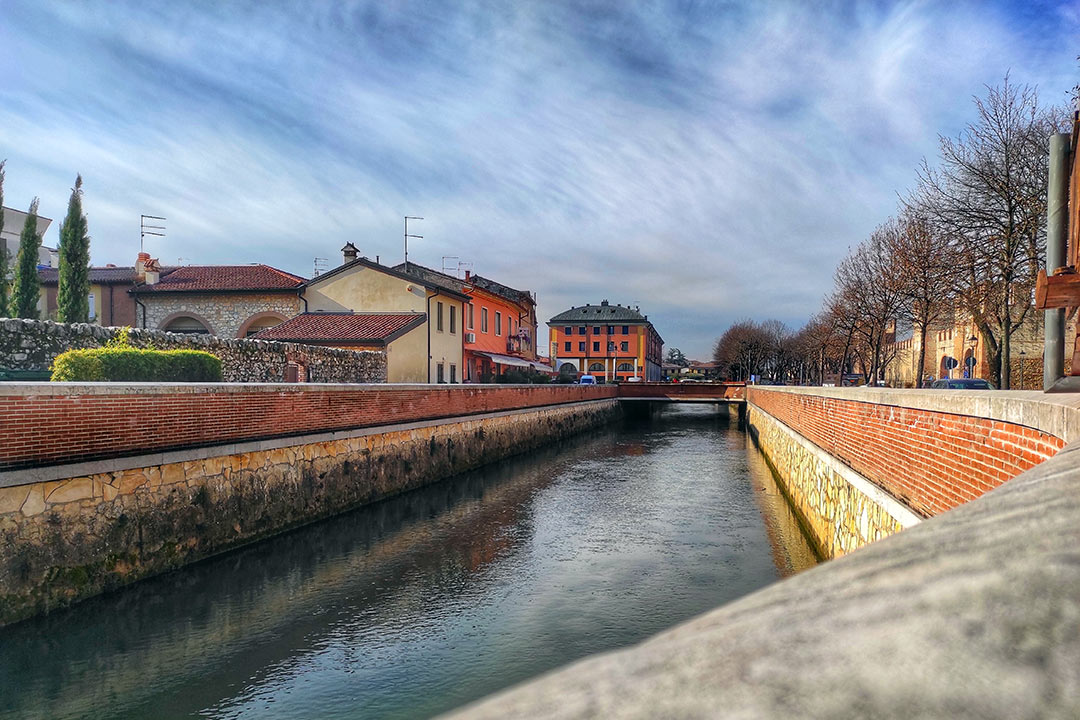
left=616, top=381, right=745, bottom=403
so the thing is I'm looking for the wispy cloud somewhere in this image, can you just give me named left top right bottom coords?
left=0, top=0, right=1076, bottom=356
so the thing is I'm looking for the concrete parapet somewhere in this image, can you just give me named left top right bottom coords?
left=447, top=436, right=1080, bottom=719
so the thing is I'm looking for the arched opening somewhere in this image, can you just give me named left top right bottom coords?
left=616, top=362, right=634, bottom=373
left=588, top=362, right=605, bottom=372
left=161, top=314, right=212, bottom=335
left=238, top=311, right=289, bottom=338
left=559, top=361, right=578, bottom=372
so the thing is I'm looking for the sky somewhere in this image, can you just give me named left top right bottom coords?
left=1, top=1, right=1077, bottom=358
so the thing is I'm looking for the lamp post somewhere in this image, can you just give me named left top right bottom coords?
left=1019, top=350, right=1026, bottom=390
left=966, top=334, right=978, bottom=379
left=404, top=216, right=423, bottom=271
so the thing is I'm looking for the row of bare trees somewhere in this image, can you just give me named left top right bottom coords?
left=714, top=76, right=1068, bottom=388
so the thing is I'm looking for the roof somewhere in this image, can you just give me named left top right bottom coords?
left=304, top=257, right=471, bottom=301
left=39, top=266, right=144, bottom=285
left=549, top=302, right=649, bottom=323
left=252, top=312, right=425, bottom=343
left=391, top=262, right=534, bottom=308
left=131, top=264, right=305, bottom=293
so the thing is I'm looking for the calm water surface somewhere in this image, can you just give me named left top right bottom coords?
left=0, top=405, right=817, bottom=719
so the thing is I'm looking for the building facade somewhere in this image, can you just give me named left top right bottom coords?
left=38, top=265, right=140, bottom=326
left=548, top=301, right=664, bottom=381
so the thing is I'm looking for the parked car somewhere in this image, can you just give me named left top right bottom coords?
left=930, top=378, right=995, bottom=390
left=577, top=374, right=597, bottom=385
left=625, top=376, right=642, bottom=383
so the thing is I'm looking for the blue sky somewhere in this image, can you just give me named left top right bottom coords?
left=1, top=1, right=1077, bottom=357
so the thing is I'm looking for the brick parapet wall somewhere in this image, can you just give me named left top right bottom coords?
left=0, top=383, right=617, bottom=473
left=0, top=317, right=385, bottom=383
left=747, top=387, right=1071, bottom=517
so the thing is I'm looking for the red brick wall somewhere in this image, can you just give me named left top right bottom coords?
left=748, top=388, right=1065, bottom=517
left=0, top=385, right=616, bottom=471
left=619, top=382, right=745, bottom=400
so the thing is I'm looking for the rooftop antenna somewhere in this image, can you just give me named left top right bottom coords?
left=140, top=214, right=166, bottom=252
left=313, top=257, right=329, bottom=277
left=441, top=255, right=459, bottom=274
left=404, top=216, right=423, bottom=271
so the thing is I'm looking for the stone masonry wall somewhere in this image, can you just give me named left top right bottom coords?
left=0, top=318, right=385, bottom=383
left=140, top=292, right=301, bottom=338
left=0, top=399, right=620, bottom=626
left=747, top=404, right=913, bottom=558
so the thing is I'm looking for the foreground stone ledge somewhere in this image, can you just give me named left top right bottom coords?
left=446, top=441, right=1080, bottom=719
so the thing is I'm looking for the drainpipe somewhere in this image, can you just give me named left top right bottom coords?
left=1045, top=132, right=1070, bottom=390
left=298, top=288, right=308, bottom=313
left=133, top=294, right=147, bottom=329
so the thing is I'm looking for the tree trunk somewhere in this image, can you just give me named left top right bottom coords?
left=916, top=323, right=928, bottom=388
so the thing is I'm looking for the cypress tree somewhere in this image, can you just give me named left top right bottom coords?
left=0, top=159, right=8, bottom=317
left=57, top=175, right=90, bottom=323
left=12, top=197, right=42, bottom=319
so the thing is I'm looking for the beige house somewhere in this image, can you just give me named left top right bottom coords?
left=296, top=246, right=467, bottom=383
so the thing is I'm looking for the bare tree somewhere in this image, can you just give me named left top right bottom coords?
left=887, top=210, right=959, bottom=386
left=911, top=77, right=1061, bottom=387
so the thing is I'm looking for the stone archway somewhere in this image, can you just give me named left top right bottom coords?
left=237, top=311, right=289, bottom=338
left=159, top=311, right=215, bottom=335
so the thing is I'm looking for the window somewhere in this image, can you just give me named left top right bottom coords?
left=450, top=306, right=456, bottom=334
left=589, top=362, right=604, bottom=372
left=607, top=326, right=614, bottom=334
left=593, top=326, right=600, bottom=334
left=617, top=363, right=634, bottom=372
left=88, top=293, right=96, bottom=320
left=622, top=326, right=629, bottom=334
left=578, top=326, right=587, bottom=335
left=437, top=302, right=444, bottom=332
left=593, top=341, right=600, bottom=352
left=481, top=307, right=489, bottom=333
left=437, top=362, right=445, bottom=383
left=468, top=304, right=474, bottom=330
left=620, top=341, right=628, bottom=352
left=495, top=311, right=502, bottom=336
left=450, top=364, right=457, bottom=383
left=578, top=342, right=586, bottom=352
left=564, top=342, right=572, bottom=352
left=565, top=326, right=572, bottom=335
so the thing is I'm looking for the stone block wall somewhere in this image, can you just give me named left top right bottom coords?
left=748, top=387, right=1064, bottom=517
left=0, top=318, right=385, bottom=383
left=747, top=404, right=917, bottom=558
left=139, top=292, right=301, bottom=338
left=0, top=399, right=620, bottom=626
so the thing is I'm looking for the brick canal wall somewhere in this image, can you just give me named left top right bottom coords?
left=0, top=384, right=619, bottom=626
left=746, top=386, right=1073, bottom=557
left=0, top=317, right=386, bottom=383
left=0, top=383, right=616, bottom=472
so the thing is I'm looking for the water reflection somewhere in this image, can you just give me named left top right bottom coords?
left=0, top=405, right=817, bottom=720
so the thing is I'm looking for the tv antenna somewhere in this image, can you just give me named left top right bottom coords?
left=140, top=214, right=166, bottom=252
left=404, top=215, right=423, bottom=270
left=313, top=257, right=329, bottom=277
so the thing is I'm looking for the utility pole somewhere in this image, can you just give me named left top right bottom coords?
left=404, top=216, right=423, bottom=271
left=140, top=214, right=166, bottom=252
left=1044, top=133, right=1070, bottom=390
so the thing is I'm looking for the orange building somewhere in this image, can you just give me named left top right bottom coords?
left=548, top=301, right=664, bottom=381
left=391, top=263, right=544, bottom=381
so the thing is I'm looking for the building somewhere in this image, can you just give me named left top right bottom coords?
left=129, top=253, right=304, bottom=337
left=548, top=300, right=664, bottom=381
left=38, top=265, right=140, bottom=326
left=1, top=206, right=56, bottom=270
left=253, top=312, right=426, bottom=380
left=293, top=246, right=468, bottom=383
left=391, top=262, right=543, bottom=381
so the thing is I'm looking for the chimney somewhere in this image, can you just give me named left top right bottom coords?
left=465, top=270, right=471, bottom=281
left=145, top=257, right=161, bottom=285
left=601, top=299, right=609, bottom=306
left=135, top=252, right=150, bottom=282
left=341, top=242, right=359, bottom=264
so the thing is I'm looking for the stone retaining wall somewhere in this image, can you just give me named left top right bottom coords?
left=0, top=398, right=620, bottom=626
left=0, top=317, right=385, bottom=383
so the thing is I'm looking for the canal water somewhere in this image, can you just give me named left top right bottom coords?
left=0, top=405, right=817, bottom=720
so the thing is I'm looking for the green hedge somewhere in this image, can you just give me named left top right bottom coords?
left=51, top=347, right=222, bottom=382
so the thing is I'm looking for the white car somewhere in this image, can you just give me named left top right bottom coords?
left=625, top=376, right=643, bottom=382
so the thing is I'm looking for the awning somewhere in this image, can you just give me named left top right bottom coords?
left=475, top=351, right=533, bottom=368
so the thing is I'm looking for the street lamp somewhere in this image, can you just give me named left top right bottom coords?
left=1019, top=350, right=1026, bottom=390
left=966, top=334, right=978, bottom=378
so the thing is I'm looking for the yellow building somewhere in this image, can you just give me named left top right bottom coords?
left=287, top=246, right=468, bottom=383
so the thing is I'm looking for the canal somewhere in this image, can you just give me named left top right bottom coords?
left=0, top=405, right=818, bottom=720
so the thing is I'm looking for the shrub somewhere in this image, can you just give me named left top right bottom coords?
left=51, top=347, right=221, bottom=382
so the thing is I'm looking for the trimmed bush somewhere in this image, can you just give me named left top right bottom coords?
left=51, top=347, right=222, bottom=382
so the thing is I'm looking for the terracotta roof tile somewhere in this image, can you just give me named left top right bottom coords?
left=132, top=264, right=305, bottom=293
left=253, top=312, right=424, bottom=343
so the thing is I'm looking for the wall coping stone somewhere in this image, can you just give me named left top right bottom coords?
left=749, top=386, right=1080, bottom=443
left=0, top=382, right=600, bottom=397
